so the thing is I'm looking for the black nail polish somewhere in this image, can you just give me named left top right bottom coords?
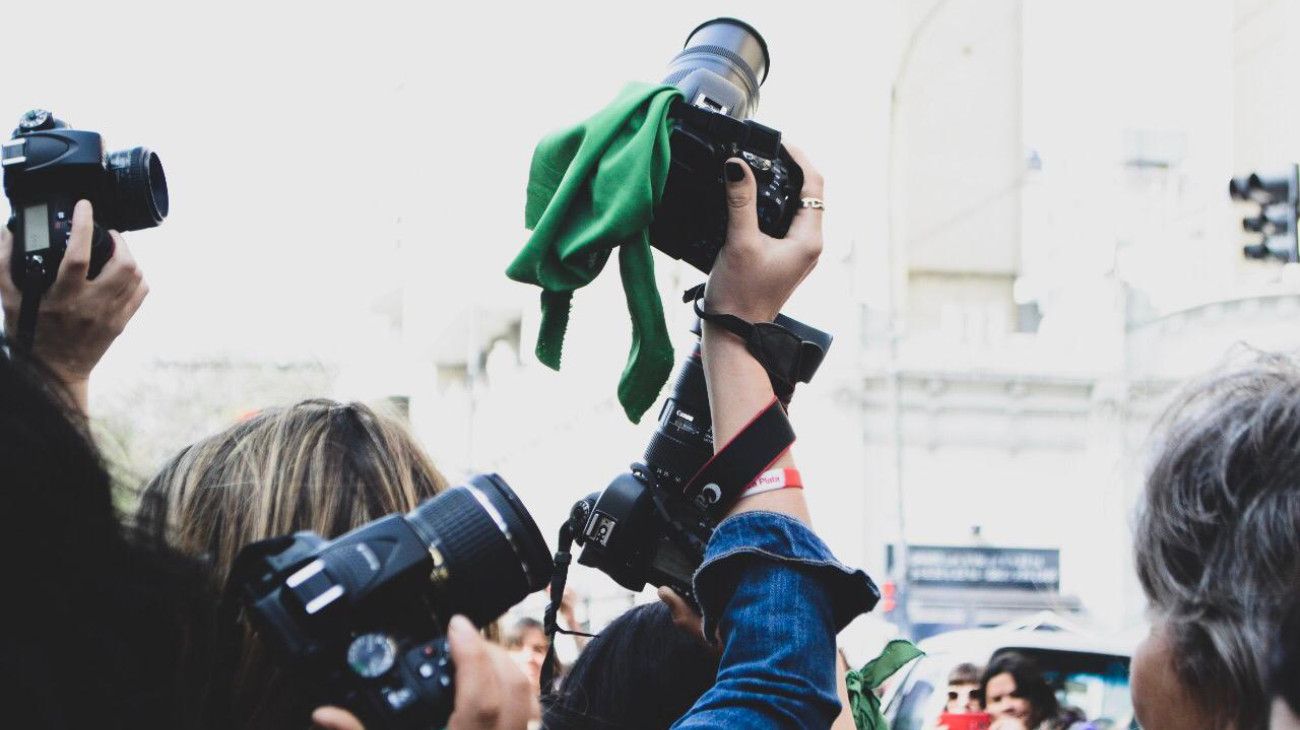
left=725, top=160, right=745, bottom=182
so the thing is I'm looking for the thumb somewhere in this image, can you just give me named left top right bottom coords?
left=723, top=158, right=760, bottom=243
left=311, top=707, right=365, bottom=730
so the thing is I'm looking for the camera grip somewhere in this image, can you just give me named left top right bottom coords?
left=6, top=198, right=116, bottom=292
left=87, top=222, right=115, bottom=279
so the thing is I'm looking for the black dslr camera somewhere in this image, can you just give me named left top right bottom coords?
left=563, top=317, right=830, bottom=602
left=228, top=474, right=552, bottom=730
left=1, top=109, right=168, bottom=292
left=650, top=18, right=804, bottom=272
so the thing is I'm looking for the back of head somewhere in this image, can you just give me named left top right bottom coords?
left=140, top=398, right=449, bottom=729
left=0, top=347, right=212, bottom=730
left=141, top=398, right=448, bottom=581
left=1135, top=355, right=1300, bottom=729
left=542, top=602, right=719, bottom=730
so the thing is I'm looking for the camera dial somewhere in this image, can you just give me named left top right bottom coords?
left=18, top=109, right=53, bottom=132
left=348, top=633, right=400, bottom=679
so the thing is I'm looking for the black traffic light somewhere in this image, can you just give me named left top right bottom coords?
left=1229, top=164, right=1299, bottom=262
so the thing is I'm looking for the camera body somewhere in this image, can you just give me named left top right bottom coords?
left=651, top=104, right=804, bottom=272
left=649, top=18, right=804, bottom=272
left=1, top=109, right=168, bottom=291
left=230, top=474, right=552, bottom=730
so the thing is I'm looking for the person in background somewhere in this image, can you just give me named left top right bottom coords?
left=981, top=653, right=1091, bottom=730
left=946, top=663, right=984, bottom=714
left=507, top=617, right=551, bottom=693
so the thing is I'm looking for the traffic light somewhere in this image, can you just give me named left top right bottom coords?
left=1229, top=164, right=1299, bottom=263
left=881, top=580, right=897, bottom=614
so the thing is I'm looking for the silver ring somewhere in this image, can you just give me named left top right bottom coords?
left=800, top=197, right=825, bottom=210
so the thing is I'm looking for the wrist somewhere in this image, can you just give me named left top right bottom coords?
left=57, top=375, right=90, bottom=417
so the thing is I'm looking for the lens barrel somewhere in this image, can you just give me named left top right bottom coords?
left=663, top=17, right=770, bottom=119
left=104, top=146, right=168, bottom=231
left=405, top=474, right=552, bottom=627
left=643, top=347, right=714, bottom=490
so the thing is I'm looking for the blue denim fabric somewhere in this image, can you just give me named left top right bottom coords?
left=672, top=511, right=880, bottom=729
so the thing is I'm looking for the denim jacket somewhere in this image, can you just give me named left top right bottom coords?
left=672, top=511, right=880, bottom=729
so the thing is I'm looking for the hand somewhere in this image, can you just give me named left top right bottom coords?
left=703, top=145, right=824, bottom=323
left=657, top=586, right=721, bottom=655
left=559, top=586, right=579, bottom=624
left=0, top=200, right=148, bottom=414
left=311, top=615, right=536, bottom=730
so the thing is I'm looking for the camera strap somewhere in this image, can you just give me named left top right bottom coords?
left=682, top=396, right=794, bottom=522
left=540, top=521, right=598, bottom=699
left=683, top=283, right=819, bottom=400
left=15, top=266, right=45, bottom=350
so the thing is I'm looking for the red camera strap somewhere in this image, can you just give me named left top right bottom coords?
left=681, top=397, right=794, bottom=522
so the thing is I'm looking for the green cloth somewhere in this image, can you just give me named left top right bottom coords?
left=507, top=82, right=683, bottom=423
left=846, top=639, right=925, bottom=730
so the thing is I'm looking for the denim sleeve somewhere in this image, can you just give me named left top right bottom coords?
left=671, top=511, right=879, bottom=730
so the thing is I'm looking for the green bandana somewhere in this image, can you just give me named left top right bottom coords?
left=507, top=82, right=683, bottom=422
left=846, top=639, right=925, bottom=730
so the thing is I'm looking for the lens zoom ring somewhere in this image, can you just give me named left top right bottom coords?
left=414, top=488, right=524, bottom=625
left=670, top=45, right=762, bottom=100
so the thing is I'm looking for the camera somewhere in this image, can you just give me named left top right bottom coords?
left=228, top=474, right=552, bottom=730
left=566, top=317, right=831, bottom=601
left=1, top=109, right=168, bottom=292
left=650, top=18, right=805, bottom=272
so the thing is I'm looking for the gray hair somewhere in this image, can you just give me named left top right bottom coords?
left=1136, top=353, right=1300, bottom=730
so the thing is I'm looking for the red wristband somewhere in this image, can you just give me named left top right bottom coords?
left=739, top=468, right=803, bottom=499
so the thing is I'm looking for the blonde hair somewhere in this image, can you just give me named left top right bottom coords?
left=139, top=398, right=449, bottom=729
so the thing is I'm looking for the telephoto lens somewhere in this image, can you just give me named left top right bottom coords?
left=649, top=18, right=804, bottom=272
left=404, top=474, right=555, bottom=626
left=231, top=473, right=552, bottom=730
left=662, top=17, right=770, bottom=120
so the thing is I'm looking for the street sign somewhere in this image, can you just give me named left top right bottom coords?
left=904, top=545, right=1060, bottom=592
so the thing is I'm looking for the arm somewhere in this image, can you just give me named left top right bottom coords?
left=0, top=200, right=149, bottom=416
left=673, top=152, right=879, bottom=729
left=700, top=148, right=824, bottom=525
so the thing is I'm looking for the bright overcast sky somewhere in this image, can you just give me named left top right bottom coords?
left=2, top=1, right=895, bottom=368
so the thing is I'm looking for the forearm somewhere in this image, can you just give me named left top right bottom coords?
left=700, top=322, right=807, bottom=523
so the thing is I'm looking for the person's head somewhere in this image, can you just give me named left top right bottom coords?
left=0, top=345, right=213, bottom=730
left=980, top=652, right=1058, bottom=727
left=542, top=602, right=720, bottom=729
left=140, top=398, right=449, bottom=729
left=1132, top=356, right=1300, bottom=730
left=505, top=616, right=549, bottom=689
left=141, top=398, right=448, bottom=580
left=946, top=662, right=983, bottom=713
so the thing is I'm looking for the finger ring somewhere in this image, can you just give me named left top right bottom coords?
left=800, top=197, right=825, bottom=210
